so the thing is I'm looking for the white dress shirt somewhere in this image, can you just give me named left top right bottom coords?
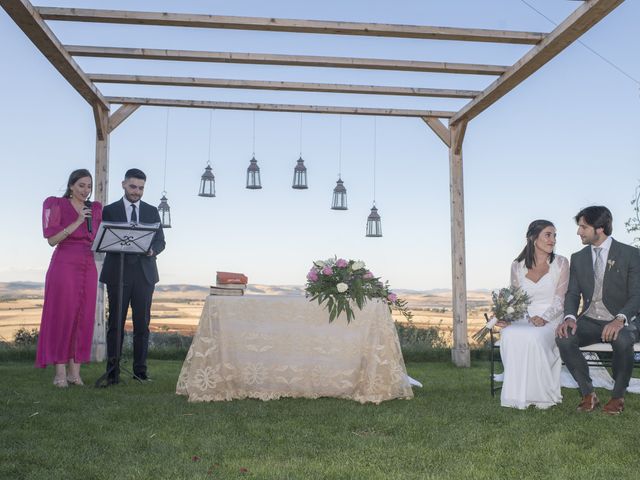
left=123, top=198, right=141, bottom=224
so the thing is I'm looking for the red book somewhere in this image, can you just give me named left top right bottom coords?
left=216, top=271, right=248, bottom=285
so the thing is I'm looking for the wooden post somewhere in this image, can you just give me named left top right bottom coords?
left=92, top=104, right=109, bottom=362
left=448, top=121, right=469, bottom=367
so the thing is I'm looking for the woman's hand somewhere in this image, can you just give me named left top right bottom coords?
left=76, top=205, right=92, bottom=225
left=496, top=320, right=509, bottom=328
left=529, top=315, right=548, bottom=327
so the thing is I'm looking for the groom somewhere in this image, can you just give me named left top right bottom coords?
left=556, top=206, right=640, bottom=414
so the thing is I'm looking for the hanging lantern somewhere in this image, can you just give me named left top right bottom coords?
left=331, top=178, right=348, bottom=210
left=246, top=157, right=262, bottom=189
left=366, top=204, right=382, bottom=237
left=158, top=193, right=172, bottom=228
left=198, top=164, right=216, bottom=197
left=292, top=157, right=308, bottom=189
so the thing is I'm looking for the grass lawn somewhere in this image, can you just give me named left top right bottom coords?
left=2, top=359, right=639, bottom=480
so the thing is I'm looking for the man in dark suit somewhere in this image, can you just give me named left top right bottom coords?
left=100, top=168, right=166, bottom=383
left=556, top=206, right=640, bottom=414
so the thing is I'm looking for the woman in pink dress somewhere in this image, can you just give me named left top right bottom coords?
left=36, top=169, right=102, bottom=387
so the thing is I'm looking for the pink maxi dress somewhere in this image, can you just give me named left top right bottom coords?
left=36, top=196, right=102, bottom=368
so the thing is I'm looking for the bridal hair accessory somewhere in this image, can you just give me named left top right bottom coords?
left=472, top=286, right=531, bottom=342
left=607, top=259, right=615, bottom=271
left=305, top=256, right=412, bottom=323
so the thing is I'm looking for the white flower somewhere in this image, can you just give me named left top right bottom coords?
left=314, top=260, right=326, bottom=268
left=336, top=282, right=348, bottom=293
left=507, top=295, right=514, bottom=302
left=351, top=261, right=365, bottom=270
left=506, top=306, right=515, bottom=314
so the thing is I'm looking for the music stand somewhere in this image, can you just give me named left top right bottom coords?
left=92, top=221, right=159, bottom=388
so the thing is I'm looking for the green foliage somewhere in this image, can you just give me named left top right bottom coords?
left=626, top=181, right=640, bottom=247
left=13, top=327, right=39, bottom=346
left=3, top=360, right=640, bottom=479
left=305, top=257, right=412, bottom=323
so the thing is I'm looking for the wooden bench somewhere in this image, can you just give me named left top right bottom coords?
left=489, top=330, right=640, bottom=397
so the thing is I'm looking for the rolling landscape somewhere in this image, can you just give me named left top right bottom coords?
left=0, top=281, right=493, bottom=344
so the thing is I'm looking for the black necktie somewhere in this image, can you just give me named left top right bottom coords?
left=131, top=204, right=137, bottom=223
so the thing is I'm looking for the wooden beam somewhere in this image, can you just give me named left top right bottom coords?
left=93, top=104, right=108, bottom=141
left=108, top=104, right=140, bottom=133
left=91, top=122, right=109, bottom=362
left=105, top=97, right=456, bottom=118
left=67, top=46, right=508, bottom=76
left=88, top=73, right=481, bottom=99
left=0, top=0, right=109, bottom=109
left=451, top=0, right=625, bottom=125
left=448, top=122, right=469, bottom=367
left=421, top=117, right=450, bottom=147
left=37, top=7, right=546, bottom=45
left=451, top=121, right=467, bottom=155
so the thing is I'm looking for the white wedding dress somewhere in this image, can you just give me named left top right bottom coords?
left=499, top=256, right=569, bottom=409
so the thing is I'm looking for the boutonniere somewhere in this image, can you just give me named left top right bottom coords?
left=607, top=259, right=616, bottom=271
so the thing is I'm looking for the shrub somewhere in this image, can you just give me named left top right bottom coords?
left=14, top=327, right=39, bottom=346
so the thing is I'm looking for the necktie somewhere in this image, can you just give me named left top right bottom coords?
left=593, top=247, right=604, bottom=300
left=131, top=204, right=138, bottom=224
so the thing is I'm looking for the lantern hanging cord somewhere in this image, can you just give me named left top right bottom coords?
left=373, top=116, right=377, bottom=204
left=299, top=113, right=303, bottom=157
left=252, top=111, right=256, bottom=157
left=163, top=107, right=169, bottom=193
left=338, top=115, right=342, bottom=178
left=208, top=109, right=214, bottom=166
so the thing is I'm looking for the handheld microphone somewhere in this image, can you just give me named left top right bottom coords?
left=84, top=200, right=92, bottom=233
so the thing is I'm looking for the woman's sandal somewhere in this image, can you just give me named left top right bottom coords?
left=66, top=376, right=84, bottom=386
left=53, top=376, right=68, bottom=388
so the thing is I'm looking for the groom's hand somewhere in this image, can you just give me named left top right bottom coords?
left=556, top=319, right=577, bottom=338
left=602, top=318, right=625, bottom=342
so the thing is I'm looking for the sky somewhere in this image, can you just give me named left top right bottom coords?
left=0, top=0, right=639, bottom=291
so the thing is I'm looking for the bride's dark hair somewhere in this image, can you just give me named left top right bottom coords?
left=515, top=219, right=556, bottom=269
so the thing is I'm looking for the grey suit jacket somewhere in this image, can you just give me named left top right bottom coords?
left=564, top=239, right=640, bottom=321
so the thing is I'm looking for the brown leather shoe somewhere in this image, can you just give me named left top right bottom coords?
left=603, top=397, right=624, bottom=415
left=576, top=392, right=599, bottom=412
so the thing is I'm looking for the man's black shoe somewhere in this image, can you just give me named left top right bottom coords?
left=134, top=373, right=151, bottom=382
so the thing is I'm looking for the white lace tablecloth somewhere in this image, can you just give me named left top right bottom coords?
left=176, top=295, right=413, bottom=404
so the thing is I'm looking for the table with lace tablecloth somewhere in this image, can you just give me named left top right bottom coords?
left=176, top=295, right=413, bottom=404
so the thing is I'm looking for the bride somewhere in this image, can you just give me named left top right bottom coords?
left=498, top=220, right=569, bottom=409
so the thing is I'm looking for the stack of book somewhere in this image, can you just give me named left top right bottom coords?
left=210, top=271, right=248, bottom=296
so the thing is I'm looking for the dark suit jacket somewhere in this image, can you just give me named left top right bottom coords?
left=564, top=239, right=640, bottom=321
left=99, top=198, right=166, bottom=285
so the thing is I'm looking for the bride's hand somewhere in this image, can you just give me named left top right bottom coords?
left=496, top=320, right=509, bottom=328
left=529, top=315, right=547, bottom=327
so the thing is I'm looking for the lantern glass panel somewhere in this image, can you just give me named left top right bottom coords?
left=246, top=157, right=262, bottom=189
left=292, top=157, right=308, bottom=189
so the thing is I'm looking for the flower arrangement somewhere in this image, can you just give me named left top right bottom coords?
left=472, top=285, right=531, bottom=342
left=305, top=257, right=412, bottom=323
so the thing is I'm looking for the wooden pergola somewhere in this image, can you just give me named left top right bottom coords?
left=1, top=0, right=625, bottom=366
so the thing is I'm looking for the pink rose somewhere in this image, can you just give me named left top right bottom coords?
left=335, top=258, right=348, bottom=268
left=307, top=269, right=318, bottom=282
left=322, top=266, right=333, bottom=276
left=387, top=293, right=398, bottom=302
left=363, top=271, right=374, bottom=279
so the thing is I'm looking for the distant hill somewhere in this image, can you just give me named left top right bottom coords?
left=0, top=281, right=491, bottom=307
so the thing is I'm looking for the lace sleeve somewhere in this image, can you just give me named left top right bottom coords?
left=540, top=256, right=569, bottom=324
left=42, top=196, right=62, bottom=238
left=510, top=261, right=521, bottom=289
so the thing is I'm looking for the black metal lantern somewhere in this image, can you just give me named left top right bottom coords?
left=246, top=157, right=262, bottom=189
left=366, top=204, right=382, bottom=237
left=292, top=157, right=308, bottom=189
left=198, top=164, right=216, bottom=197
left=331, top=178, right=348, bottom=210
left=158, top=193, right=172, bottom=228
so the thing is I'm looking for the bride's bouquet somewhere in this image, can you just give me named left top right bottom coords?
left=472, top=285, right=531, bottom=342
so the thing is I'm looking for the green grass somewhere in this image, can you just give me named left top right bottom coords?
left=2, top=360, right=639, bottom=480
